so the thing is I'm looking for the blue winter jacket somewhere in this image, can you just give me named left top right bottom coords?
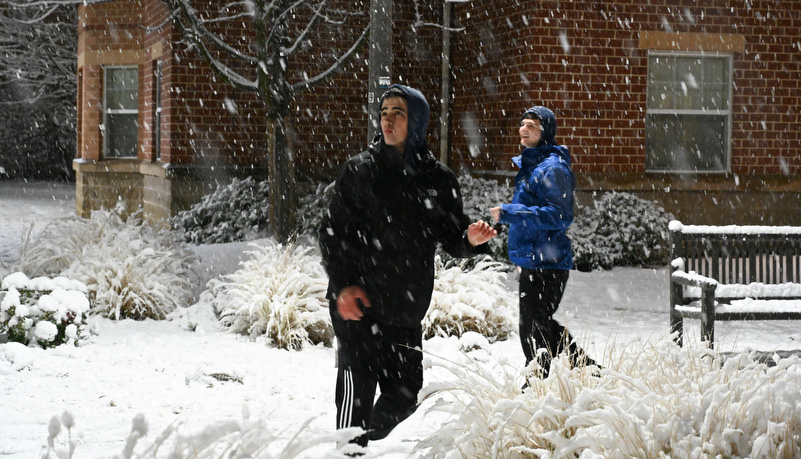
left=498, top=107, right=574, bottom=270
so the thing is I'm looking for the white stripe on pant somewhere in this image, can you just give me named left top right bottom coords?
left=338, top=369, right=353, bottom=429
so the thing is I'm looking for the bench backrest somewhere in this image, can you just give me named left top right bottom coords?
left=669, top=221, right=801, bottom=285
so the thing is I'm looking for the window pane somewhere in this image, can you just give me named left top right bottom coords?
left=704, top=59, right=730, bottom=109
left=704, top=58, right=727, bottom=83
left=106, top=68, right=138, bottom=110
left=646, top=114, right=727, bottom=171
left=648, top=56, right=674, bottom=83
left=648, top=82, right=677, bottom=109
left=647, top=56, right=674, bottom=109
left=675, top=57, right=702, bottom=110
left=703, top=83, right=729, bottom=110
left=676, top=83, right=702, bottom=110
left=106, top=113, right=138, bottom=157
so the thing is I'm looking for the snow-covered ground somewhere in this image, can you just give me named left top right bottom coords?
left=2, top=180, right=801, bottom=458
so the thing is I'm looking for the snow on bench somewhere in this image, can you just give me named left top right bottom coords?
left=668, top=221, right=801, bottom=348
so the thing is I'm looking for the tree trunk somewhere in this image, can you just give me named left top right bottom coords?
left=267, top=115, right=296, bottom=243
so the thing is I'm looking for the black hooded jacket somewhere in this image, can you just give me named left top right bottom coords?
left=319, top=84, right=487, bottom=328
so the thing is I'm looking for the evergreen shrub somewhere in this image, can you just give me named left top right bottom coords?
left=569, top=192, right=674, bottom=271
left=180, top=174, right=673, bottom=272
left=171, top=177, right=270, bottom=245
left=295, top=181, right=335, bottom=239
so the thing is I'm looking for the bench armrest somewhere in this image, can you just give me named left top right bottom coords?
left=671, top=268, right=718, bottom=290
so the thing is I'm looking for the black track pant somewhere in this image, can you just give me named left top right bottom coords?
left=332, top=313, right=423, bottom=447
left=519, top=268, right=593, bottom=377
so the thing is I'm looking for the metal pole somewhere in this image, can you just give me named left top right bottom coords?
left=367, top=0, right=393, bottom=142
left=439, top=1, right=452, bottom=165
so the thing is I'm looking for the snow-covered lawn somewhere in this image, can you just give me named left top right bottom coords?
left=2, top=180, right=801, bottom=458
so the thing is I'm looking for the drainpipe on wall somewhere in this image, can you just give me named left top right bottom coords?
left=368, top=0, right=393, bottom=142
left=439, top=1, right=452, bottom=165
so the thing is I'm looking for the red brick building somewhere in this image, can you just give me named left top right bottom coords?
left=74, top=1, right=801, bottom=225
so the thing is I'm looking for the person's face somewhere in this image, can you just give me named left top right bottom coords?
left=380, top=97, right=409, bottom=152
left=519, top=117, right=542, bottom=148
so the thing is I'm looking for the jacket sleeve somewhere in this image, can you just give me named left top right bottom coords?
left=318, top=159, right=369, bottom=300
left=499, top=164, right=574, bottom=230
left=438, top=169, right=491, bottom=258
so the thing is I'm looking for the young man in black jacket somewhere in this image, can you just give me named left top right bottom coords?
left=319, top=84, right=496, bottom=448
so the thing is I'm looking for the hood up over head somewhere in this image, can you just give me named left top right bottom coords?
left=521, top=106, right=557, bottom=146
left=512, top=106, right=570, bottom=169
left=378, top=84, right=431, bottom=172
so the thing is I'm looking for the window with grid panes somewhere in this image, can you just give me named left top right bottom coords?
left=645, top=53, right=732, bottom=172
left=103, top=67, right=138, bottom=158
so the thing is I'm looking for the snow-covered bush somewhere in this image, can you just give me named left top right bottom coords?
left=0, top=272, right=90, bottom=348
left=197, top=242, right=333, bottom=350
left=418, top=339, right=801, bottom=458
left=292, top=174, right=514, bottom=263
left=569, top=191, right=674, bottom=271
left=295, top=180, right=335, bottom=239
left=14, top=206, right=197, bottom=320
left=171, top=177, right=270, bottom=245
left=424, top=256, right=516, bottom=342
left=454, top=174, right=513, bottom=263
left=454, top=176, right=673, bottom=272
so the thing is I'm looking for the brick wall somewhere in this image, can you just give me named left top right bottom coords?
left=446, top=0, right=800, bottom=224
left=448, top=1, right=800, bottom=176
left=75, top=0, right=800, bottom=225
left=289, top=1, right=445, bottom=180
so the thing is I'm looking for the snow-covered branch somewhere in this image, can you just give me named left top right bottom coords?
left=0, top=2, right=76, bottom=106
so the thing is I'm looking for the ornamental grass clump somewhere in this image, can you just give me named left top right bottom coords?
left=43, top=410, right=362, bottom=459
left=198, top=242, right=333, bottom=350
left=13, top=206, right=197, bottom=320
left=418, top=338, right=801, bottom=458
left=0, top=272, right=90, bottom=348
left=424, top=255, right=517, bottom=342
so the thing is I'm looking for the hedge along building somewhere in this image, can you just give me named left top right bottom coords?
left=75, top=1, right=800, bottom=227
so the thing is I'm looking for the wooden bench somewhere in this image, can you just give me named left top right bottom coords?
left=669, top=220, right=801, bottom=348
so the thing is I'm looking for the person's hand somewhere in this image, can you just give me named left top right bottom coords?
left=490, top=207, right=502, bottom=223
left=336, top=286, right=371, bottom=321
left=467, top=220, right=497, bottom=247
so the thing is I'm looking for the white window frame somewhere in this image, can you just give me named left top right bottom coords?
left=645, top=52, right=733, bottom=174
left=103, top=65, right=139, bottom=158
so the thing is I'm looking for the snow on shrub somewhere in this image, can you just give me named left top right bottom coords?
left=197, top=242, right=333, bottom=350
left=44, top=409, right=362, bottom=458
left=291, top=176, right=675, bottom=273
left=295, top=180, right=335, bottom=239
left=454, top=174, right=513, bottom=264
left=570, top=191, right=674, bottom=272
left=0, top=272, right=90, bottom=348
left=418, top=339, right=801, bottom=458
left=14, top=206, right=197, bottom=320
left=424, top=255, right=516, bottom=342
left=171, top=177, right=270, bottom=245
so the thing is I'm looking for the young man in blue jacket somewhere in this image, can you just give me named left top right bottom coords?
left=491, top=106, right=597, bottom=381
left=319, top=84, right=496, bottom=448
